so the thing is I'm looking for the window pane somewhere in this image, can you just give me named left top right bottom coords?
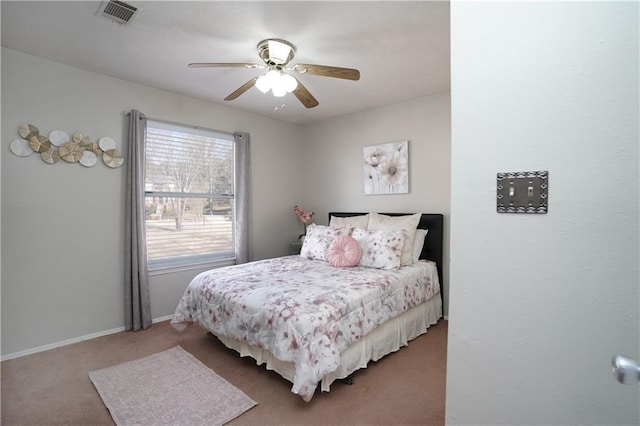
left=145, top=127, right=234, bottom=196
left=145, top=196, right=234, bottom=263
left=144, top=120, right=235, bottom=269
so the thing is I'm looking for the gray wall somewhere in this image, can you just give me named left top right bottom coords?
left=446, top=2, right=639, bottom=424
left=1, top=48, right=304, bottom=356
left=1, top=49, right=452, bottom=357
left=301, top=94, right=451, bottom=315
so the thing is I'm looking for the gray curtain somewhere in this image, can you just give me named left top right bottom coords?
left=234, top=132, right=251, bottom=264
left=124, top=109, right=152, bottom=331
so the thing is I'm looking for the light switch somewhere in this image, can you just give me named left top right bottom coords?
left=497, top=171, right=548, bottom=213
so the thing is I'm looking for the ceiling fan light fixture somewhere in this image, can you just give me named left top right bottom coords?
left=272, top=85, right=287, bottom=97
left=255, top=74, right=271, bottom=93
left=255, top=70, right=298, bottom=97
left=264, top=69, right=281, bottom=85
left=281, top=73, right=298, bottom=92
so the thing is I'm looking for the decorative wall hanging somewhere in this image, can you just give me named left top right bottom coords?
left=363, top=140, right=409, bottom=195
left=9, top=123, right=124, bottom=168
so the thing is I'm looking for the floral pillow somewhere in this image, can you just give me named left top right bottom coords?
left=367, top=213, right=421, bottom=267
left=300, top=224, right=352, bottom=261
left=351, top=228, right=405, bottom=270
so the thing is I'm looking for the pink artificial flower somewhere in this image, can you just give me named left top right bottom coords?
left=294, top=205, right=314, bottom=224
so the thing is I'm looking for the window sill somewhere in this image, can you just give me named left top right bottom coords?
left=148, top=257, right=235, bottom=277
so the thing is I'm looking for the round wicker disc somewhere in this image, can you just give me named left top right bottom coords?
left=103, top=148, right=124, bottom=168
left=41, top=147, right=61, bottom=164
left=18, top=124, right=39, bottom=140
left=71, top=132, right=85, bottom=144
left=98, top=137, right=116, bottom=152
left=86, top=142, right=102, bottom=156
left=59, top=141, right=83, bottom=163
left=10, top=139, right=34, bottom=157
left=48, top=130, right=69, bottom=146
left=80, top=136, right=91, bottom=148
left=29, top=135, right=52, bottom=153
left=79, top=150, right=98, bottom=168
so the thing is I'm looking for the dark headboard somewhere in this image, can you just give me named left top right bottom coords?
left=328, top=212, right=444, bottom=293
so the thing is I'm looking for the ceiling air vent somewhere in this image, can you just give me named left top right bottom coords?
left=97, top=0, right=141, bottom=25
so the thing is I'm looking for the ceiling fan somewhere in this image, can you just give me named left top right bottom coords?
left=188, top=38, right=360, bottom=109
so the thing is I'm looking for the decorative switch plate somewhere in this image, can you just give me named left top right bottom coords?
left=497, top=171, right=548, bottom=214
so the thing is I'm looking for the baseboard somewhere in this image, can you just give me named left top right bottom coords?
left=1, top=314, right=174, bottom=361
left=1, top=326, right=126, bottom=361
left=152, top=314, right=173, bottom=323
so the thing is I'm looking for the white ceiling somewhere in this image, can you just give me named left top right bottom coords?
left=1, top=1, right=450, bottom=125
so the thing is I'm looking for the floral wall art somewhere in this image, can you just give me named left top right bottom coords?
left=363, top=140, right=409, bottom=195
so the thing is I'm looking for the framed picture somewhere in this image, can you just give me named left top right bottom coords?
left=363, top=140, right=409, bottom=194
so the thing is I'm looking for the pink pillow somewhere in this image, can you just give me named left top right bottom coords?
left=326, top=235, right=362, bottom=267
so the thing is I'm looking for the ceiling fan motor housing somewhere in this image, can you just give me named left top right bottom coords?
left=257, top=39, right=296, bottom=67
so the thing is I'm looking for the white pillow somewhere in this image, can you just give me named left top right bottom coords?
left=300, top=224, right=352, bottom=261
left=351, top=228, right=405, bottom=270
left=412, top=229, right=428, bottom=263
left=329, top=214, right=370, bottom=229
left=367, top=213, right=421, bottom=266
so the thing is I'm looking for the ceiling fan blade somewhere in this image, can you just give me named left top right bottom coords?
left=292, top=79, right=319, bottom=108
left=188, top=62, right=261, bottom=69
left=224, top=77, right=259, bottom=101
left=293, top=64, right=360, bottom=81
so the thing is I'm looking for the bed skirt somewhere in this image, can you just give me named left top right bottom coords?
left=214, top=294, right=443, bottom=394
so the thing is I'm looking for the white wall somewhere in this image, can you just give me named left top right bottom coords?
left=447, top=2, right=639, bottom=425
left=301, top=93, right=451, bottom=315
left=1, top=48, right=304, bottom=356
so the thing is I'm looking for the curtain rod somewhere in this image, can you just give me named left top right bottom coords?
left=122, top=111, right=234, bottom=137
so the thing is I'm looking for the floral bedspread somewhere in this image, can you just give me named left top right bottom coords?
left=172, top=255, right=440, bottom=401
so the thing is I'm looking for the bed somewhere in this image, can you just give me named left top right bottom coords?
left=172, top=212, right=443, bottom=402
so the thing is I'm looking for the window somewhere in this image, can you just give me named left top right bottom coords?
left=144, top=120, right=235, bottom=270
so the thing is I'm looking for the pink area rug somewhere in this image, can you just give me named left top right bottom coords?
left=89, top=346, right=257, bottom=425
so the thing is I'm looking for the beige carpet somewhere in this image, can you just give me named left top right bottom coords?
left=89, top=346, right=257, bottom=425
left=2, top=319, right=447, bottom=425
